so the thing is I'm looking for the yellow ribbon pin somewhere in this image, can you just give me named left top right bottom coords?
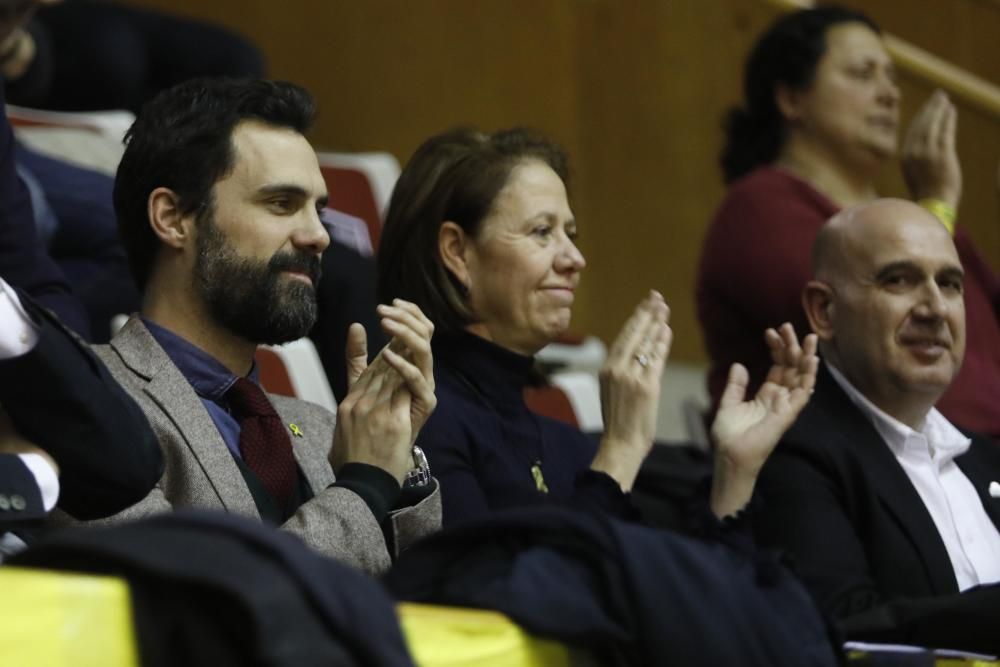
left=289, top=423, right=304, bottom=438
left=530, top=462, right=549, bottom=494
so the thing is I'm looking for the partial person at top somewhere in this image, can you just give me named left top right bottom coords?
left=0, top=0, right=264, bottom=341
left=2, top=0, right=263, bottom=113
left=377, top=126, right=819, bottom=527
left=696, top=6, right=1000, bottom=439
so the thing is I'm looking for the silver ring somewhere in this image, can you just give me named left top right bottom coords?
left=635, top=353, right=649, bottom=368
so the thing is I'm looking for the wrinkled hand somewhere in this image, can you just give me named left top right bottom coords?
left=711, top=324, right=818, bottom=466
left=901, top=90, right=962, bottom=208
left=331, top=300, right=436, bottom=482
left=709, top=323, right=818, bottom=517
left=590, top=290, right=672, bottom=491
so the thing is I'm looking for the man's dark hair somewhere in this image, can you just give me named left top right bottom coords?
left=376, top=126, right=569, bottom=336
left=113, top=77, right=315, bottom=290
left=720, top=6, right=880, bottom=184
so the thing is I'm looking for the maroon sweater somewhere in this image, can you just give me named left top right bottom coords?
left=697, top=165, right=1000, bottom=439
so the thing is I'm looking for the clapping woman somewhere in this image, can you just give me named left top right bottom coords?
left=378, top=127, right=817, bottom=525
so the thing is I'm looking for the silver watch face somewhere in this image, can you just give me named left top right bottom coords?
left=403, top=445, right=432, bottom=488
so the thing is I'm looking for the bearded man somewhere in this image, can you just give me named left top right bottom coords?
left=91, top=78, right=440, bottom=574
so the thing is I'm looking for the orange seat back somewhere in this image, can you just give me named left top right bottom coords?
left=255, top=347, right=296, bottom=398
left=524, top=385, right=579, bottom=428
left=319, top=165, right=382, bottom=249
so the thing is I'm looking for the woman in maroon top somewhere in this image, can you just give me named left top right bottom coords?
left=696, top=6, right=1000, bottom=439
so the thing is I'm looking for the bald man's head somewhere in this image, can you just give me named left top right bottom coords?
left=802, top=198, right=965, bottom=427
left=811, top=199, right=951, bottom=285
left=811, top=205, right=858, bottom=284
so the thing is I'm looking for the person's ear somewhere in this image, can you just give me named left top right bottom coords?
left=148, top=187, right=194, bottom=249
left=802, top=280, right=836, bottom=341
left=438, top=221, right=472, bottom=291
left=775, top=83, right=804, bottom=123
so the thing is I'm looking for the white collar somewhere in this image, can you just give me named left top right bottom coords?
left=825, top=360, right=971, bottom=462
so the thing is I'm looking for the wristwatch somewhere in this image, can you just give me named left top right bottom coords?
left=402, top=445, right=432, bottom=488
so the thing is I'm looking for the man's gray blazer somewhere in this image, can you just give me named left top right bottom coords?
left=85, top=316, right=440, bottom=575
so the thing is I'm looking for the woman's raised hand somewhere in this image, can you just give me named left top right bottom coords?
left=590, top=290, right=672, bottom=491
left=708, top=323, right=818, bottom=518
left=902, top=89, right=962, bottom=209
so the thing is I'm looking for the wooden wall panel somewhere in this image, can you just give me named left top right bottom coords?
left=841, top=0, right=1000, bottom=83
left=120, top=0, right=1000, bottom=364
left=570, top=0, right=783, bottom=359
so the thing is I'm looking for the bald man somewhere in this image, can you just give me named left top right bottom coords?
left=754, top=199, right=1000, bottom=638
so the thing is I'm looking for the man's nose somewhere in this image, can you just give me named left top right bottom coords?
left=295, top=207, right=331, bottom=254
left=914, top=282, right=948, bottom=319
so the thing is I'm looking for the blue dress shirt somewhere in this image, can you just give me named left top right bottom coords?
left=143, top=317, right=251, bottom=460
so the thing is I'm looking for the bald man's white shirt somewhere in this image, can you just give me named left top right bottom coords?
left=827, top=361, right=1000, bottom=591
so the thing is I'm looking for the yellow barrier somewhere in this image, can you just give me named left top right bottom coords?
left=846, top=649, right=999, bottom=666
left=399, top=602, right=572, bottom=667
left=0, top=567, right=138, bottom=667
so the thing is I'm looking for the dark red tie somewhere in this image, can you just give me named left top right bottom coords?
left=226, top=377, right=297, bottom=510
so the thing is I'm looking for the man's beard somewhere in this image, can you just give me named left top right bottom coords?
left=194, top=214, right=322, bottom=346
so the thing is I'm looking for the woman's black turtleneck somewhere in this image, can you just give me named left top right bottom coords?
left=417, top=331, right=631, bottom=526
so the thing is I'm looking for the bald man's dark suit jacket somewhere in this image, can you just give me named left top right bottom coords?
left=755, top=363, right=1000, bottom=650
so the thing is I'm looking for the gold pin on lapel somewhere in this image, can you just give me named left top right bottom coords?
left=530, top=461, right=549, bottom=494
left=289, top=423, right=304, bottom=438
